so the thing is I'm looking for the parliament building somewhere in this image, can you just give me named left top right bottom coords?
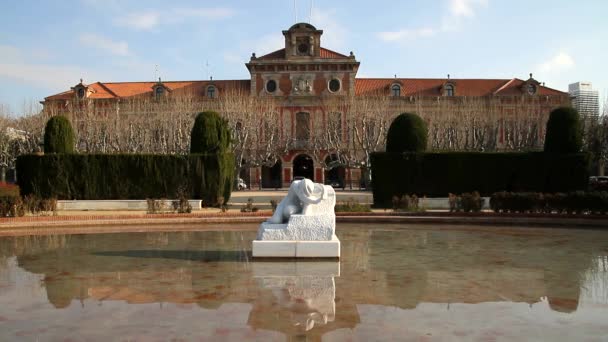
left=42, top=23, right=570, bottom=189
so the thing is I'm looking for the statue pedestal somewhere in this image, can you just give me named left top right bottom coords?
left=252, top=181, right=340, bottom=258
left=252, top=236, right=340, bottom=258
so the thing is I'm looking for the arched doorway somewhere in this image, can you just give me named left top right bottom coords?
left=262, top=160, right=282, bottom=188
left=293, top=154, right=314, bottom=181
left=324, top=155, right=345, bottom=188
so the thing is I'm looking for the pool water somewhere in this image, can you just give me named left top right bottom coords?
left=0, top=223, right=607, bottom=341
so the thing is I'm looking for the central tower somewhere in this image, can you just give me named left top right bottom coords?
left=283, top=23, right=323, bottom=58
left=246, top=23, right=359, bottom=98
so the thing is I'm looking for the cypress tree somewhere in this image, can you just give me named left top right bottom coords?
left=544, top=107, right=582, bottom=153
left=190, top=111, right=231, bottom=154
left=44, top=115, right=75, bottom=154
left=386, top=112, right=428, bottom=153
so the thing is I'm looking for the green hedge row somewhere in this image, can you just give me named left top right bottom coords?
left=371, top=152, right=589, bottom=207
left=490, top=191, right=608, bottom=214
left=16, top=154, right=234, bottom=204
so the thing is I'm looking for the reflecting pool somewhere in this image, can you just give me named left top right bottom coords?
left=1, top=223, right=607, bottom=341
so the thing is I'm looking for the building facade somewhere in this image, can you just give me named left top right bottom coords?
left=569, top=82, right=600, bottom=119
left=43, top=23, right=570, bottom=189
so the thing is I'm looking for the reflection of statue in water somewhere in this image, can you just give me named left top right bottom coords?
left=253, top=179, right=340, bottom=257
left=252, top=262, right=339, bottom=333
left=268, top=179, right=326, bottom=224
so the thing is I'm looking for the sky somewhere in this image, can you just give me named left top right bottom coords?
left=1, top=0, right=607, bottom=115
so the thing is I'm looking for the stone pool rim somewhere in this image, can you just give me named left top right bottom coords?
left=1, top=211, right=607, bottom=236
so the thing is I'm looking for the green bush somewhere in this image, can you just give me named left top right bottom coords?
left=371, top=152, right=589, bottom=207
left=391, top=194, right=420, bottom=212
left=461, top=192, right=484, bottom=212
left=490, top=191, right=608, bottom=214
left=16, top=153, right=234, bottom=205
left=190, top=111, right=231, bottom=154
left=44, top=115, right=75, bottom=154
left=386, top=113, right=428, bottom=153
left=0, top=195, right=25, bottom=217
left=544, top=107, right=582, bottom=153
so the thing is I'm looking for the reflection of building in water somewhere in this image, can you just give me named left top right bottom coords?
left=7, top=228, right=606, bottom=339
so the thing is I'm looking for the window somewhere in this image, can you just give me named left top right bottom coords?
left=207, top=85, right=217, bottom=98
left=328, top=79, right=341, bottom=93
left=391, top=84, right=401, bottom=97
left=77, top=87, right=85, bottom=99
left=266, top=80, right=277, bottom=93
left=527, top=83, right=536, bottom=95
left=154, top=86, right=164, bottom=99
left=445, top=84, right=454, bottom=97
left=298, top=43, right=309, bottom=55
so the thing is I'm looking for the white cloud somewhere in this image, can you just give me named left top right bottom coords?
left=0, top=62, right=97, bottom=90
left=539, top=52, right=575, bottom=73
left=114, top=11, right=160, bottom=31
left=79, top=33, right=130, bottom=56
left=0, top=45, right=22, bottom=61
left=115, top=7, right=235, bottom=31
left=0, top=45, right=94, bottom=89
left=378, top=0, right=488, bottom=42
left=449, top=0, right=488, bottom=18
left=378, top=28, right=437, bottom=42
left=171, top=7, right=235, bottom=20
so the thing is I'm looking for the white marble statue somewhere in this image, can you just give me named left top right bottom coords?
left=252, top=179, right=340, bottom=258
left=267, top=179, right=327, bottom=224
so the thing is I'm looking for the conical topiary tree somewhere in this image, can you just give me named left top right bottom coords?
left=386, top=112, right=428, bottom=153
left=544, top=107, right=582, bottom=153
left=190, top=111, right=231, bottom=154
left=44, top=115, right=75, bottom=154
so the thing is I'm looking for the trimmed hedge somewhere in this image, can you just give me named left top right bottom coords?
left=371, top=152, right=589, bottom=207
left=544, top=107, right=582, bottom=153
left=44, top=115, right=75, bottom=154
left=386, top=113, right=428, bottom=153
left=16, top=153, right=234, bottom=204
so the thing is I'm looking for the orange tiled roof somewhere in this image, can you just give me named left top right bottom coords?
left=257, top=48, right=286, bottom=60
left=319, top=47, right=348, bottom=59
left=45, top=80, right=250, bottom=101
left=354, top=78, right=567, bottom=97
left=257, top=47, right=349, bottom=60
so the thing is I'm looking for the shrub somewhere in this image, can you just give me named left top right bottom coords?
left=334, top=198, right=372, bottom=212
left=386, top=113, right=428, bottom=153
left=371, top=152, right=589, bottom=208
left=391, top=194, right=420, bottom=212
left=22, top=195, right=57, bottom=216
left=44, top=115, right=75, bottom=154
left=544, top=107, right=582, bottom=153
left=172, top=187, right=193, bottom=214
left=461, top=191, right=484, bottom=212
left=489, top=191, right=608, bottom=214
left=240, top=198, right=259, bottom=213
left=16, top=153, right=234, bottom=205
left=190, top=111, right=231, bottom=154
left=0, top=195, right=25, bottom=217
